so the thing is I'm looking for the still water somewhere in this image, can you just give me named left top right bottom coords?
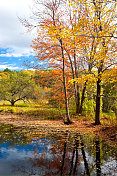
left=0, top=123, right=117, bottom=176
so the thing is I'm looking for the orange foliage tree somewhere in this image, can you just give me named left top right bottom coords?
left=31, top=0, right=96, bottom=122
left=34, top=68, right=74, bottom=115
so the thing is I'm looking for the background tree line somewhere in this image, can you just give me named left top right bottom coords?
left=0, top=68, right=116, bottom=125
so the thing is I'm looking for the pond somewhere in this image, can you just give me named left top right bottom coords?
left=0, top=123, right=117, bottom=176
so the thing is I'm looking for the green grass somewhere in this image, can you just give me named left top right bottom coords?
left=0, top=100, right=62, bottom=120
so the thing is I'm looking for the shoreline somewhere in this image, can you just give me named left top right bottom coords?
left=0, top=113, right=117, bottom=146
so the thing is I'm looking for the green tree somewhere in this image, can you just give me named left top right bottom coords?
left=3, top=68, right=11, bottom=72
left=0, top=71, right=35, bottom=106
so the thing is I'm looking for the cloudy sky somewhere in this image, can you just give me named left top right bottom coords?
left=0, top=0, right=37, bottom=70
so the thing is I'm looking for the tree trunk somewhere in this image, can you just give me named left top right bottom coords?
left=95, top=77, right=101, bottom=125
left=74, top=50, right=80, bottom=114
left=63, top=58, right=71, bottom=124
left=60, top=39, right=72, bottom=124
left=11, top=100, right=15, bottom=106
left=76, top=88, right=80, bottom=114
left=79, top=81, right=87, bottom=114
left=67, top=50, right=80, bottom=115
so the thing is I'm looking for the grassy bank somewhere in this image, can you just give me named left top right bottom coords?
left=0, top=101, right=116, bottom=123
left=0, top=100, right=62, bottom=120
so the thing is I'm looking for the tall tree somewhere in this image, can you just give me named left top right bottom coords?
left=91, top=0, right=117, bottom=124
left=69, top=0, right=117, bottom=124
left=31, top=0, right=72, bottom=124
left=31, top=0, right=93, bottom=116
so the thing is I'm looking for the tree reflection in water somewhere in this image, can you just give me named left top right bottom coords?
left=0, top=124, right=116, bottom=176
left=95, top=137, right=101, bottom=176
left=69, top=135, right=79, bottom=176
left=31, top=132, right=92, bottom=175
left=31, top=132, right=108, bottom=176
left=60, top=132, right=68, bottom=176
left=80, top=136, right=90, bottom=176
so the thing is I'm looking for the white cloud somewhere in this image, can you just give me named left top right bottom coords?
left=0, top=64, right=22, bottom=70
left=0, top=51, right=33, bottom=58
left=30, top=61, right=35, bottom=63
left=0, top=0, right=35, bottom=57
left=0, top=53, right=22, bottom=57
left=28, top=68, right=36, bottom=71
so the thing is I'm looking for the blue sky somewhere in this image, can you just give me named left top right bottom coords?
left=0, top=48, right=35, bottom=71
left=0, top=0, right=36, bottom=71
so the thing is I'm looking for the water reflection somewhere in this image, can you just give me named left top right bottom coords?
left=80, top=136, right=90, bottom=176
left=95, top=137, right=101, bottom=176
left=0, top=123, right=117, bottom=175
left=69, top=134, right=79, bottom=176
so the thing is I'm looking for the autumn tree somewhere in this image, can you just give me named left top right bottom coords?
left=34, top=69, right=73, bottom=108
left=30, top=0, right=73, bottom=124
left=61, top=2, right=95, bottom=115
left=31, top=0, right=94, bottom=119
left=87, top=0, right=117, bottom=124
left=68, top=0, right=117, bottom=124
left=21, top=0, right=93, bottom=122
left=0, top=71, right=35, bottom=106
